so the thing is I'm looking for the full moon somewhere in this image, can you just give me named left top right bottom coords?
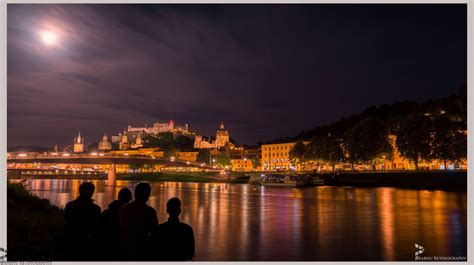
left=41, top=30, right=57, bottom=45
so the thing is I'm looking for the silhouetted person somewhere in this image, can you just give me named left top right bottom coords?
left=119, top=183, right=158, bottom=261
left=64, top=182, right=101, bottom=260
left=155, top=197, right=195, bottom=261
left=97, top=188, right=132, bottom=260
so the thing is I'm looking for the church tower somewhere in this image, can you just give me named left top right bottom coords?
left=119, top=130, right=130, bottom=150
left=215, top=121, right=230, bottom=148
left=131, top=133, right=144, bottom=149
left=73, top=132, right=84, bottom=153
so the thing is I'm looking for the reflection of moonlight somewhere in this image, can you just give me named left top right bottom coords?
left=41, top=30, right=57, bottom=45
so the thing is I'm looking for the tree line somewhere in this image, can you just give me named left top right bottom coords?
left=289, top=114, right=466, bottom=171
left=285, top=84, right=467, bottom=171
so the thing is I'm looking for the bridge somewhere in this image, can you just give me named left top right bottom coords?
left=7, top=153, right=215, bottom=186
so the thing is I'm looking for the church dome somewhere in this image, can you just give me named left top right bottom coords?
left=98, top=133, right=112, bottom=151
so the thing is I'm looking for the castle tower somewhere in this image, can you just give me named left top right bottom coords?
left=215, top=121, right=230, bottom=148
left=98, top=132, right=112, bottom=151
left=73, top=132, right=84, bottom=153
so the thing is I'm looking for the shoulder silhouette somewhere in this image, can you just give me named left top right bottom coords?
left=97, top=187, right=132, bottom=260
left=119, top=182, right=158, bottom=261
left=63, top=182, right=101, bottom=261
left=155, top=197, right=195, bottom=261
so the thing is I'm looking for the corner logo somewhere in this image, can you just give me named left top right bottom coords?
left=415, top=243, right=424, bottom=257
left=0, top=247, right=6, bottom=261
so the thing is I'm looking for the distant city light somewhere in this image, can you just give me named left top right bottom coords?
left=18, top=153, right=27, bottom=157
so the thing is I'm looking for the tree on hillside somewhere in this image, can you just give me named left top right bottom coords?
left=305, top=137, right=325, bottom=169
left=157, top=132, right=175, bottom=148
left=396, top=114, right=432, bottom=170
left=307, top=136, right=345, bottom=171
left=344, top=118, right=393, bottom=170
left=430, top=117, right=467, bottom=169
left=326, top=137, right=345, bottom=170
left=164, top=145, right=177, bottom=158
left=175, top=135, right=194, bottom=151
left=196, top=149, right=211, bottom=164
left=289, top=140, right=307, bottom=169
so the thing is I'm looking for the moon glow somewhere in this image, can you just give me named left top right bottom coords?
left=41, top=30, right=57, bottom=45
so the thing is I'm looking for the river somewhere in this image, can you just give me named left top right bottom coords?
left=21, top=179, right=467, bottom=261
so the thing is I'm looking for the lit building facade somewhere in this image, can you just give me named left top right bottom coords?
left=261, top=142, right=295, bottom=171
left=98, top=133, right=112, bottom=152
left=130, top=133, right=144, bottom=149
left=73, top=132, right=84, bottom=153
left=177, top=151, right=199, bottom=162
left=231, top=158, right=254, bottom=171
left=110, top=147, right=164, bottom=157
left=127, top=120, right=190, bottom=135
left=119, top=130, right=130, bottom=150
left=215, top=122, right=230, bottom=148
left=194, top=121, right=233, bottom=149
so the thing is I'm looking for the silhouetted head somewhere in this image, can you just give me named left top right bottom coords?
left=166, top=197, right=182, bottom=217
left=134, top=183, right=151, bottom=202
left=118, top=188, right=132, bottom=203
left=79, top=182, right=95, bottom=199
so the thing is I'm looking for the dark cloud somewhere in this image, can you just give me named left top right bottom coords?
left=7, top=4, right=467, bottom=147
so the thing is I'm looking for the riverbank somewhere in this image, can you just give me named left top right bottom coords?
left=7, top=182, right=64, bottom=261
left=315, top=170, right=467, bottom=191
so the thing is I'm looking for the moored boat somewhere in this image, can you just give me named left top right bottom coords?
left=261, top=174, right=310, bottom=187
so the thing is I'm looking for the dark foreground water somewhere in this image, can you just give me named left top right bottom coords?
left=22, top=179, right=467, bottom=261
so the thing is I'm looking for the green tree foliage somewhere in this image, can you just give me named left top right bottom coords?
left=175, top=135, right=194, bottom=151
left=430, top=117, right=467, bottom=169
left=164, top=145, right=177, bottom=158
left=307, top=136, right=344, bottom=171
left=196, top=149, right=211, bottom=164
left=127, top=164, right=140, bottom=172
left=396, top=114, right=432, bottom=170
left=144, top=133, right=194, bottom=152
left=289, top=140, right=307, bottom=166
left=344, top=118, right=393, bottom=170
left=214, top=153, right=231, bottom=166
left=252, top=156, right=261, bottom=169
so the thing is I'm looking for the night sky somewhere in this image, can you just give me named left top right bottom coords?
left=7, top=4, right=467, bottom=148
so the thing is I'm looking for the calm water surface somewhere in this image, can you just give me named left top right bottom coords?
left=22, top=179, right=467, bottom=261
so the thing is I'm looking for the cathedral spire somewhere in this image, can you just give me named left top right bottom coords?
left=220, top=121, right=225, bottom=130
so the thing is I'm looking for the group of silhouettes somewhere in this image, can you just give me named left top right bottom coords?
left=60, top=182, right=195, bottom=261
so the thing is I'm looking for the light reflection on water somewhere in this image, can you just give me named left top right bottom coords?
left=19, top=179, right=466, bottom=261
